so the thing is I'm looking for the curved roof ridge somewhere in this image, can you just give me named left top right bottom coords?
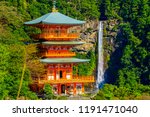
left=42, top=13, right=53, bottom=23
left=24, top=13, right=50, bottom=25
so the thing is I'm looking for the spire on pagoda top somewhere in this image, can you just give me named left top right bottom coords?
left=52, top=0, right=58, bottom=12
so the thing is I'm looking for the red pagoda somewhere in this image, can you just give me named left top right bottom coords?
left=24, top=2, right=94, bottom=95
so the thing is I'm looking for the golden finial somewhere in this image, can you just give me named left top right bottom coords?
left=52, top=0, right=58, bottom=12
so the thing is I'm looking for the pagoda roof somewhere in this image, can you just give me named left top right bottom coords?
left=24, top=12, right=85, bottom=25
left=40, top=58, right=89, bottom=64
left=42, top=41, right=85, bottom=45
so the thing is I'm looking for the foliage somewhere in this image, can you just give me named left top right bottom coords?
left=0, top=1, right=29, bottom=43
left=93, top=84, right=117, bottom=100
left=102, top=0, right=150, bottom=99
left=0, top=2, right=38, bottom=100
left=43, top=84, right=54, bottom=100
left=0, top=0, right=149, bottom=100
left=92, top=0, right=150, bottom=100
left=93, top=84, right=150, bottom=100
left=56, top=96, right=68, bottom=100
left=26, top=44, right=46, bottom=79
left=0, top=43, right=38, bottom=100
left=74, top=50, right=96, bottom=76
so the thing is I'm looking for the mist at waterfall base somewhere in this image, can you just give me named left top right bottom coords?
left=96, top=21, right=105, bottom=90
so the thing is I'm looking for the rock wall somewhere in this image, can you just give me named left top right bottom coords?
left=72, top=20, right=99, bottom=53
left=72, top=19, right=120, bottom=70
left=103, top=19, right=120, bottom=69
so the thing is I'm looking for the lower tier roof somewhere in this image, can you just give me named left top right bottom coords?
left=40, top=58, right=90, bottom=64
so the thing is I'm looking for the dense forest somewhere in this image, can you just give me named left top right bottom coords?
left=0, top=0, right=149, bottom=100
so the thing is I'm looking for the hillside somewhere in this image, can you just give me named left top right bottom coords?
left=0, top=0, right=149, bottom=100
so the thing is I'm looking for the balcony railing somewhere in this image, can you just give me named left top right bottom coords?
left=32, top=75, right=95, bottom=84
left=32, top=33, right=79, bottom=40
left=42, top=52, right=76, bottom=57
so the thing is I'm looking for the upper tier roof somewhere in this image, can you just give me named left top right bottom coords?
left=24, top=12, right=85, bottom=25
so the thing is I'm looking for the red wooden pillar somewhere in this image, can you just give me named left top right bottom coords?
left=82, top=83, right=84, bottom=93
left=65, top=84, right=67, bottom=95
left=72, top=63, right=73, bottom=78
left=66, top=83, right=68, bottom=95
left=73, top=83, right=76, bottom=96
left=60, top=84, right=62, bottom=95
left=58, top=84, right=61, bottom=95
left=57, top=84, right=59, bottom=95
left=54, top=69, right=56, bottom=80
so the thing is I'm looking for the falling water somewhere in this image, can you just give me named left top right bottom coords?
left=96, top=21, right=104, bottom=89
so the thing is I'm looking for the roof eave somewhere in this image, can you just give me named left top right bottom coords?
left=40, top=58, right=90, bottom=64
left=24, top=22, right=85, bottom=25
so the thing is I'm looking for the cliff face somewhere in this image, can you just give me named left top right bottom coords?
left=72, top=20, right=99, bottom=53
left=103, top=19, right=120, bottom=69
left=73, top=19, right=119, bottom=70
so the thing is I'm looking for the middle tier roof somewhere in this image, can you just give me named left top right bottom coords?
left=41, top=41, right=85, bottom=45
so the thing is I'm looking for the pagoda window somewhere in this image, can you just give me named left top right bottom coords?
left=48, top=70, right=54, bottom=80
left=66, top=70, right=71, bottom=79
left=48, top=75, right=54, bottom=80
left=60, top=71, right=63, bottom=78
left=66, top=74, right=71, bottom=79
left=56, top=71, right=59, bottom=80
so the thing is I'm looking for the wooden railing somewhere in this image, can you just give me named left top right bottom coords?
left=42, top=52, right=76, bottom=57
left=32, top=33, right=79, bottom=40
left=32, top=75, right=95, bottom=84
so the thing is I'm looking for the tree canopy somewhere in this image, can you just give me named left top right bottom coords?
left=0, top=0, right=149, bottom=99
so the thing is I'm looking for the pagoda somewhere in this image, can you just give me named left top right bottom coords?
left=24, top=1, right=94, bottom=95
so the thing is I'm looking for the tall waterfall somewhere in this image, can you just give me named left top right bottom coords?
left=96, top=21, right=104, bottom=89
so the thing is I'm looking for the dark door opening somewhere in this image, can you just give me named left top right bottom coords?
left=61, top=85, right=65, bottom=94
left=60, top=71, right=63, bottom=78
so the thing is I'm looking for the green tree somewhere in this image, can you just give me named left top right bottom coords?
left=43, top=84, right=54, bottom=100
left=0, top=44, right=38, bottom=99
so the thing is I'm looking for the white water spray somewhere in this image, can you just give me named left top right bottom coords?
left=96, top=21, right=104, bottom=89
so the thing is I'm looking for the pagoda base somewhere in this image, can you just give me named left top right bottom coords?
left=52, top=83, right=85, bottom=96
left=30, top=75, right=94, bottom=96
left=30, top=82, right=94, bottom=96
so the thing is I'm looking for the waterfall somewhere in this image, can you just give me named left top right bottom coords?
left=96, top=21, right=104, bottom=89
